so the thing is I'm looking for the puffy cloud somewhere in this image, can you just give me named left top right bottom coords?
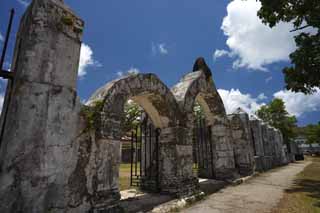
left=78, top=43, right=101, bottom=77
left=217, top=0, right=297, bottom=71
left=217, top=87, right=320, bottom=118
left=17, top=0, right=29, bottom=7
left=274, top=88, right=320, bottom=117
left=257, top=93, right=267, bottom=100
left=213, top=49, right=232, bottom=60
left=218, top=88, right=266, bottom=115
left=117, top=67, right=140, bottom=77
left=152, top=42, right=169, bottom=55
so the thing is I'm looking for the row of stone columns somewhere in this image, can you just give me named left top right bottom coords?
left=228, top=108, right=289, bottom=176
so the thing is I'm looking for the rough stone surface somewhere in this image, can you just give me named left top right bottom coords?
left=228, top=109, right=255, bottom=176
left=172, top=71, right=236, bottom=180
left=249, top=119, right=265, bottom=171
left=86, top=73, right=199, bottom=207
left=0, top=0, right=85, bottom=212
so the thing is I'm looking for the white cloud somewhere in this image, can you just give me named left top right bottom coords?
left=218, top=88, right=266, bottom=115
left=274, top=88, right=320, bottom=117
left=17, top=0, right=30, bottom=7
left=213, top=49, right=232, bottom=60
left=117, top=67, right=140, bottom=77
left=218, top=87, right=320, bottom=118
left=265, top=76, right=273, bottom=84
left=218, top=0, right=297, bottom=71
left=127, top=67, right=140, bottom=75
left=152, top=42, right=169, bottom=55
left=116, top=71, right=124, bottom=77
left=257, top=93, right=268, bottom=100
left=158, top=43, right=168, bottom=55
left=78, top=43, right=101, bottom=77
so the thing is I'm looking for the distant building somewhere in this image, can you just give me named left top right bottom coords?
left=293, top=135, right=320, bottom=154
left=294, top=135, right=308, bottom=145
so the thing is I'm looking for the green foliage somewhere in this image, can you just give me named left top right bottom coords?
left=256, top=98, right=297, bottom=143
left=257, top=0, right=320, bottom=94
left=80, top=100, right=104, bottom=132
left=122, top=100, right=143, bottom=135
left=305, top=123, right=320, bottom=144
left=295, top=122, right=320, bottom=144
left=61, top=15, right=74, bottom=26
left=193, top=102, right=205, bottom=120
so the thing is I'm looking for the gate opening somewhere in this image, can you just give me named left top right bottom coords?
left=192, top=102, right=215, bottom=179
left=119, top=100, right=160, bottom=193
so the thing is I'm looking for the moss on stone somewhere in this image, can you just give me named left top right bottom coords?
left=61, top=15, right=74, bottom=26
left=80, top=100, right=104, bottom=132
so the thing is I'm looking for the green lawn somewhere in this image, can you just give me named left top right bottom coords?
left=119, top=163, right=140, bottom=191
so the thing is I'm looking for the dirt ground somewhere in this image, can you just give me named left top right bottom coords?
left=184, top=161, right=310, bottom=213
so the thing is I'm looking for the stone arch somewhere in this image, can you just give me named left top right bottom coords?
left=172, top=71, right=226, bottom=127
left=81, top=73, right=196, bottom=209
left=172, top=71, right=236, bottom=179
left=88, top=73, right=182, bottom=140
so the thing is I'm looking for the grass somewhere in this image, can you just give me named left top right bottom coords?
left=272, top=156, right=320, bottom=213
left=119, top=163, right=140, bottom=191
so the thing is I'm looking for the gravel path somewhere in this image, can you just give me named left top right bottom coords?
left=183, top=161, right=309, bottom=213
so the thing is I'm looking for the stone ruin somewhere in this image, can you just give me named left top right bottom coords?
left=0, top=0, right=290, bottom=212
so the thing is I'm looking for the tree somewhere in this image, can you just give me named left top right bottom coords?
left=122, top=100, right=143, bottom=135
left=299, top=122, right=320, bottom=144
left=257, top=0, right=320, bottom=94
left=305, top=123, right=320, bottom=144
left=256, top=98, right=297, bottom=145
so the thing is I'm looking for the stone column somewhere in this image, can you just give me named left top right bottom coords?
left=159, top=126, right=198, bottom=196
left=0, top=0, right=84, bottom=212
left=211, top=117, right=236, bottom=180
left=249, top=119, right=265, bottom=172
left=228, top=109, right=255, bottom=176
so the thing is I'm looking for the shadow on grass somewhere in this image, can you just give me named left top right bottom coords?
left=285, top=158, right=320, bottom=208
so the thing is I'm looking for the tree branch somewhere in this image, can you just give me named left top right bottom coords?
left=290, top=25, right=311, bottom=32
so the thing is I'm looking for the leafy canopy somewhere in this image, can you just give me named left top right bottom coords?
left=256, top=98, right=297, bottom=142
left=257, top=0, right=320, bottom=94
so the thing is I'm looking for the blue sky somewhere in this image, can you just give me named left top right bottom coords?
left=0, top=0, right=319, bottom=126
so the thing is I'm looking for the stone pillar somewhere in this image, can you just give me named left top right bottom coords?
left=228, top=109, right=255, bottom=176
left=211, top=117, right=236, bottom=180
left=267, top=127, right=277, bottom=168
left=261, top=123, right=271, bottom=170
left=249, top=119, right=264, bottom=172
left=159, top=126, right=198, bottom=196
left=0, top=0, right=84, bottom=212
left=274, top=129, right=283, bottom=166
left=278, top=131, right=289, bottom=165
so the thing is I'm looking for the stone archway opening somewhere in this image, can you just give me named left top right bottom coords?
left=192, top=95, right=215, bottom=180
left=119, top=99, right=160, bottom=196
